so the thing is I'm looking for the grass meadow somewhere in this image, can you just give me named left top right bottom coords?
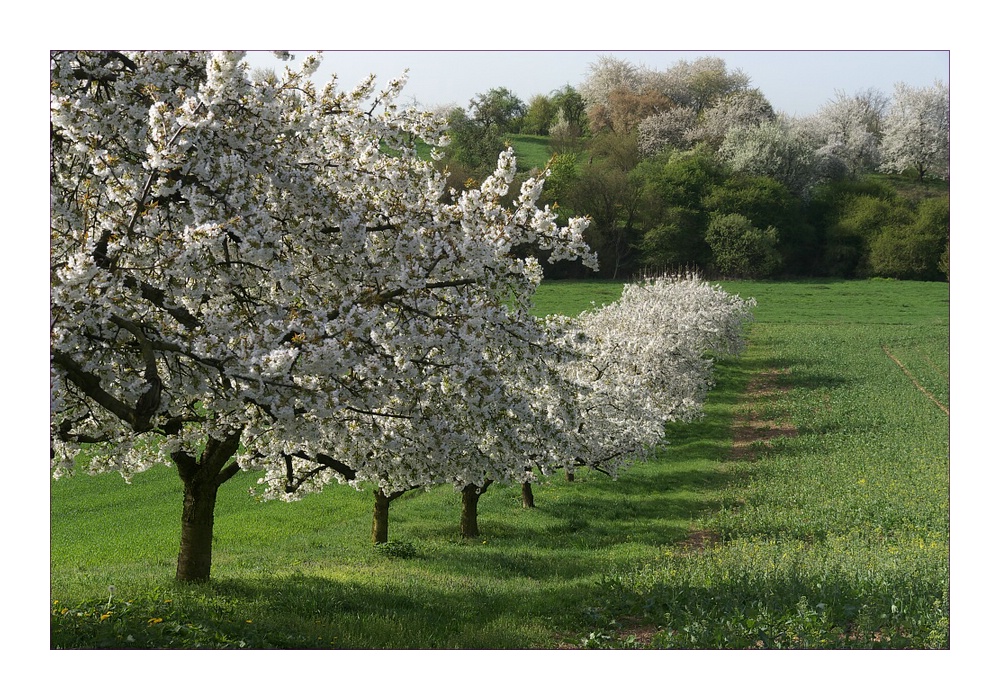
left=50, top=279, right=949, bottom=651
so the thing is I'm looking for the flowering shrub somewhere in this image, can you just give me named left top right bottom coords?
left=553, top=273, right=755, bottom=478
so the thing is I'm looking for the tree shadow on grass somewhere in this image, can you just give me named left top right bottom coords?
left=203, top=570, right=600, bottom=648
left=729, top=351, right=848, bottom=391
left=51, top=556, right=613, bottom=649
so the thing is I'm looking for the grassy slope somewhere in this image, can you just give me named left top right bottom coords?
left=50, top=279, right=949, bottom=649
left=508, top=134, right=554, bottom=172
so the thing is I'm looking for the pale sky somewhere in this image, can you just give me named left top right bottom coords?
left=244, top=50, right=949, bottom=118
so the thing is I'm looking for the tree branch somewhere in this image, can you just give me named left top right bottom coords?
left=108, top=314, right=162, bottom=430
left=51, top=349, right=136, bottom=426
left=129, top=277, right=201, bottom=330
left=283, top=450, right=358, bottom=493
left=370, top=277, right=477, bottom=305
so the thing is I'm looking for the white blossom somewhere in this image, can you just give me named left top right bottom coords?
left=879, top=81, right=949, bottom=181
left=51, top=52, right=755, bottom=551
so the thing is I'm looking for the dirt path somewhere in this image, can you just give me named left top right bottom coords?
left=728, top=367, right=798, bottom=461
left=557, top=367, right=799, bottom=649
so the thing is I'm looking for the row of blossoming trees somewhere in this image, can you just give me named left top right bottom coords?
left=50, top=51, right=755, bottom=583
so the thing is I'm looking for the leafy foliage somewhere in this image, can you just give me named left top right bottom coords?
left=441, top=106, right=507, bottom=171
left=550, top=84, right=588, bottom=137
left=807, top=175, right=948, bottom=280
left=705, top=213, right=781, bottom=279
left=868, top=195, right=949, bottom=280
left=703, top=174, right=817, bottom=275
left=639, top=208, right=711, bottom=271
left=522, top=93, right=558, bottom=135
left=469, top=86, right=527, bottom=133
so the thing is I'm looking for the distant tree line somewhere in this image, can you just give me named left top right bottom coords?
left=435, top=55, right=950, bottom=281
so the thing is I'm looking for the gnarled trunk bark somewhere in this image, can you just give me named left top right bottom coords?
left=176, top=479, right=220, bottom=583
left=372, top=489, right=391, bottom=544
left=460, top=481, right=492, bottom=539
left=521, top=482, right=535, bottom=509
left=171, top=431, right=241, bottom=583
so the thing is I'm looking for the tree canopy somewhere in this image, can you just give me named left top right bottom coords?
left=880, top=80, right=950, bottom=181
left=50, top=51, right=594, bottom=579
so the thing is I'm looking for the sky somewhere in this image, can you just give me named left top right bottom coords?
left=244, top=49, right=949, bottom=117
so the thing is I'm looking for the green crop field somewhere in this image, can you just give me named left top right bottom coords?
left=49, top=279, right=949, bottom=651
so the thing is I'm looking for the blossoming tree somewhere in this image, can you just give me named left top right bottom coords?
left=455, top=273, right=756, bottom=534
left=255, top=151, right=594, bottom=544
left=50, top=50, right=593, bottom=579
left=880, top=80, right=949, bottom=182
left=558, top=274, right=755, bottom=475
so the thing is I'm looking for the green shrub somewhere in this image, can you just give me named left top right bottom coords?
left=705, top=213, right=781, bottom=279
left=442, top=107, right=506, bottom=172
left=702, top=174, right=817, bottom=275
left=640, top=207, right=711, bottom=270
left=809, top=176, right=900, bottom=277
left=863, top=195, right=948, bottom=280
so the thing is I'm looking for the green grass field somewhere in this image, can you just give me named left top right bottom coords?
left=49, top=279, right=949, bottom=649
left=508, top=134, right=555, bottom=171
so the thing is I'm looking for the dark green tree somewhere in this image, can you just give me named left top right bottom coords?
left=442, top=88, right=527, bottom=177
left=442, top=106, right=506, bottom=172
left=703, top=174, right=818, bottom=275
left=868, top=195, right=949, bottom=280
left=551, top=84, right=588, bottom=135
left=588, top=130, right=642, bottom=172
left=705, top=212, right=782, bottom=279
left=469, top=86, right=526, bottom=133
left=565, top=158, right=643, bottom=278
left=807, top=176, right=897, bottom=277
left=639, top=207, right=711, bottom=271
left=631, top=149, right=724, bottom=271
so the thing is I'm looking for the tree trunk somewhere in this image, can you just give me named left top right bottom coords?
left=566, top=470, right=575, bottom=482
left=521, top=482, right=535, bottom=509
left=176, top=478, right=220, bottom=583
left=460, top=481, right=491, bottom=539
left=372, top=489, right=391, bottom=545
left=171, top=431, right=241, bottom=583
